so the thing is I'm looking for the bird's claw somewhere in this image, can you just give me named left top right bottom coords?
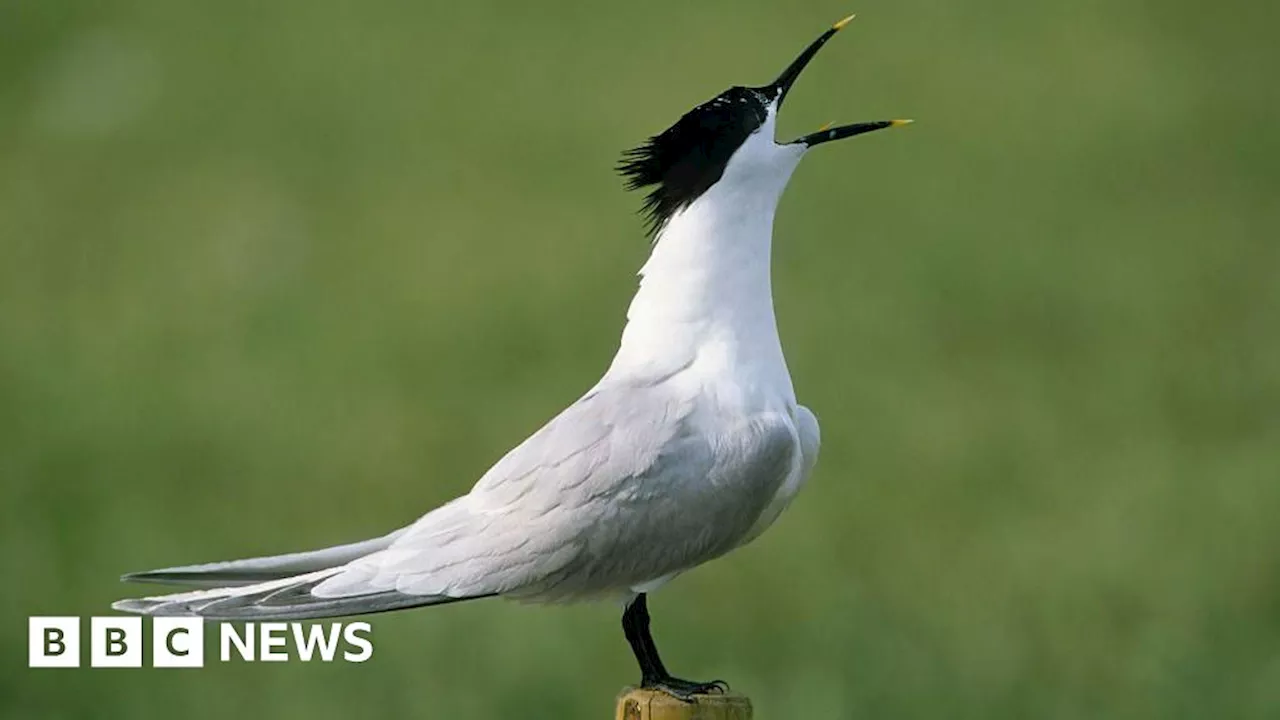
left=643, top=677, right=730, bottom=702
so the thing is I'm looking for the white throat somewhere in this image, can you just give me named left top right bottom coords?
left=605, top=108, right=806, bottom=401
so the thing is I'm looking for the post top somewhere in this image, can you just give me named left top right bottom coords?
left=615, top=687, right=752, bottom=720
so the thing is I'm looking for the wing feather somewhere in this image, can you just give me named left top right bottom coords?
left=314, top=381, right=798, bottom=602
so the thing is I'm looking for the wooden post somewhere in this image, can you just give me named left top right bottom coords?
left=615, top=688, right=752, bottom=720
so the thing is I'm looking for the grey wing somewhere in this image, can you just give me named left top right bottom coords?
left=740, top=404, right=820, bottom=545
left=311, top=382, right=799, bottom=602
left=112, top=383, right=799, bottom=618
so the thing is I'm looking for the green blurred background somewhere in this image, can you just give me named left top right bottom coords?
left=2, top=0, right=1278, bottom=717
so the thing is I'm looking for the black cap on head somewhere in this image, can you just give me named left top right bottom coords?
left=617, top=86, right=773, bottom=237
left=618, top=14, right=909, bottom=236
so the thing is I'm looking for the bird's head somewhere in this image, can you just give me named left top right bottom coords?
left=618, top=15, right=910, bottom=237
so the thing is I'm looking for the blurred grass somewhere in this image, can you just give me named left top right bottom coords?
left=2, top=0, right=1278, bottom=718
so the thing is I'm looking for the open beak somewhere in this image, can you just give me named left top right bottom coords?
left=764, top=14, right=912, bottom=147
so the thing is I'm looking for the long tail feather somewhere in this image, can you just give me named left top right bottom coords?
left=121, top=530, right=406, bottom=588
left=112, top=568, right=491, bottom=620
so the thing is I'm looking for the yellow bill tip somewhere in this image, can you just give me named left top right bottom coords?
left=890, top=118, right=915, bottom=128
left=832, top=14, right=856, bottom=31
left=817, top=121, right=835, bottom=132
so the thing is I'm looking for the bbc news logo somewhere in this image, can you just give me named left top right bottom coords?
left=29, top=617, right=373, bottom=668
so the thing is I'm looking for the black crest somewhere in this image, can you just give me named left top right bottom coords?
left=618, top=86, right=774, bottom=237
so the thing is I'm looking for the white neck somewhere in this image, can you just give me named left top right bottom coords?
left=604, top=115, right=806, bottom=401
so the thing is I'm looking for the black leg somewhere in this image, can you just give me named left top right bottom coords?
left=622, top=594, right=729, bottom=701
